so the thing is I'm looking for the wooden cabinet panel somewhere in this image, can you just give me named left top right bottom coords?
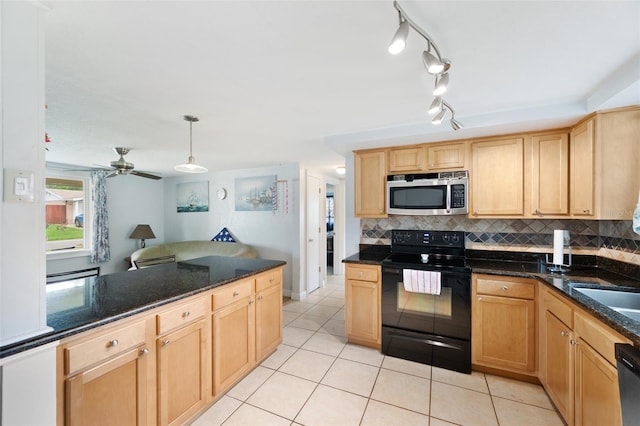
left=256, top=282, right=282, bottom=362
left=345, top=264, right=381, bottom=348
left=345, top=264, right=379, bottom=282
left=354, top=150, right=387, bottom=217
left=542, top=310, right=574, bottom=425
left=212, top=279, right=253, bottom=311
left=542, top=290, right=573, bottom=329
left=476, top=277, right=535, bottom=299
left=570, top=118, right=595, bottom=216
left=157, top=320, right=207, bottom=426
left=156, top=297, right=208, bottom=335
left=388, top=147, right=424, bottom=172
left=426, top=142, right=466, bottom=170
left=471, top=138, right=524, bottom=216
left=530, top=133, right=569, bottom=216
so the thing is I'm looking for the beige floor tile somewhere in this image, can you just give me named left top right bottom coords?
left=191, top=395, right=241, bottom=426
left=295, top=384, right=368, bottom=426
left=493, top=396, right=564, bottom=426
left=227, top=366, right=274, bottom=401
left=318, top=318, right=346, bottom=337
left=288, top=315, right=326, bottom=331
left=328, top=290, right=345, bottom=300
left=222, top=403, right=291, bottom=426
left=360, top=400, right=430, bottom=426
left=279, top=348, right=336, bottom=382
left=381, top=355, right=432, bottom=379
left=260, top=344, right=297, bottom=370
left=430, top=381, right=498, bottom=426
left=370, top=368, right=430, bottom=415
left=305, top=305, right=340, bottom=320
left=282, top=310, right=300, bottom=325
left=321, top=358, right=379, bottom=396
left=316, top=296, right=344, bottom=308
left=310, top=287, right=334, bottom=297
left=428, top=417, right=458, bottom=426
left=282, top=301, right=314, bottom=314
left=282, top=326, right=314, bottom=347
left=431, top=366, right=489, bottom=393
left=304, top=294, right=325, bottom=304
left=245, top=371, right=316, bottom=420
left=486, top=374, right=554, bottom=409
left=339, top=343, right=385, bottom=367
left=331, top=308, right=345, bottom=320
left=301, top=332, right=347, bottom=357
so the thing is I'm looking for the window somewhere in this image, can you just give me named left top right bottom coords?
left=45, top=173, right=90, bottom=253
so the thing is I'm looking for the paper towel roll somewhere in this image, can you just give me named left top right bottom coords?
left=553, top=230, right=566, bottom=265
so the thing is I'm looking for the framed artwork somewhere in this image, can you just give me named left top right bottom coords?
left=177, top=181, right=209, bottom=213
left=235, top=175, right=276, bottom=211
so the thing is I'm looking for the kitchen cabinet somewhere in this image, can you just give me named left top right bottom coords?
left=470, top=137, right=524, bottom=216
left=570, top=118, right=594, bottom=216
left=426, top=142, right=466, bottom=171
left=255, top=269, right=283, bottom=362
left=62, top=319, right=153, bottom=426
left=388, top=146, right=424, bottom=173
left=345, top=264, right=381, bottom=348
left=354, top=150, right=387, bottom=218
left=528, top=132, right=569, bottom=216
left=211, top=279, right=255, bottom=396
left=472, top=275, right=536, bottom=376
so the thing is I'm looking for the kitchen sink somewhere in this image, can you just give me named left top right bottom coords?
left=573, top=287, right=640, bottom=322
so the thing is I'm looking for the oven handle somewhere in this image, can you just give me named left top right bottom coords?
left=387, top=331, right=464, bottom=350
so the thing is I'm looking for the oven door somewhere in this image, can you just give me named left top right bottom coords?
left=381, top=265, right=471, bottom=340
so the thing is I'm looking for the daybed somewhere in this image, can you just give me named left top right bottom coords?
left=130, top=240, right=257, bottom=269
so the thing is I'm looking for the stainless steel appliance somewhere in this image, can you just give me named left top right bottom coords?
left=386, top=171, right=468, bottom=215
left=615, top=343, right=640, bottom=424
left=381, top=229, right=471, bottom=374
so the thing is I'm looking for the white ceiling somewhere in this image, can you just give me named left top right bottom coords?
left=43, top=1, right=640, bottom=179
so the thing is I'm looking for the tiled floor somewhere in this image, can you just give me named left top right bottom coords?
left=193, top=275, right=563, bottom=426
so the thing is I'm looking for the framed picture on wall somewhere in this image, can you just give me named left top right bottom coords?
left=177, top=181, right=209, bottom=213
left=234, top=175, right=276, bottom=211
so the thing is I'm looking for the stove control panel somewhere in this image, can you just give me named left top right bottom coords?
left=391, top=229, right=465, bottom=249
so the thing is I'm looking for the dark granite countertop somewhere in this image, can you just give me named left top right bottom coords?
left=0, top=256, right=286, bottom=359
left=343, top=247, right=640, bottom=347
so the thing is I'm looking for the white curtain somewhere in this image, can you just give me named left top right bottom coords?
left=90, top=170, right=110, bottom=263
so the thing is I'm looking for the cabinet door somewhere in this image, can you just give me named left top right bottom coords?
left=212, top=298, right=255, bottom=395
left=426, top=142, right=466, bottom=170
left=345, top=279, right=380, bottom=346
left=157, top=320, right=207, bottom=426
left=570, top=119, right=595, bottom=216
left=574, top=338, right=622, bottom=426
left=471, top=138, right=524, bottom=216
left=542, top=311, right=574, bottom=425
left=530, top=133, right=569, bottom=215
left=66, top=346, right=150, bottom=426
left=472, top=294, right=535, bottom=373
left=256, top=283, right=282, bottom=362
left=388, top=147, right=424, bottom=172
left=354, top=151, right=387, bottom=218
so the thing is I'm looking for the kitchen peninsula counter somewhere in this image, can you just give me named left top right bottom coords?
left=0, top=255, right=286, bottom=358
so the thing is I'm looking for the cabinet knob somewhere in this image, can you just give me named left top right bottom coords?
left=140, top=348, right=149, bottom=356
left=502, top=286, right=508, bottom=291
left=473, top=210, right=479, bottom=216
left=107, top=339, right=119, bottom=348
left=358, top=272, right=363, bottom=277
left=269, top=278, right=274, bottom=283
left=561, top=331, right=568, bottom=337
left=583, top=209, right=590, bottom=214
left=570, top=339, right=578, bottom=346
left=182, top=311, right=190, bottom=318
left=249, top=299, right=255, bottom=305
left=162, top=339, right=171, bottom=346
left=233, top=291, right=240, bottom=296
left=477, top=296, right=483, bottom=301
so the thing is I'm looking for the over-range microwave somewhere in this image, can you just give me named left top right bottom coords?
left=386, top=171, right=469, bottom=215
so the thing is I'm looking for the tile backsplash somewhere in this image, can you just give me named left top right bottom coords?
left=361, top=217, right=640, bottom=265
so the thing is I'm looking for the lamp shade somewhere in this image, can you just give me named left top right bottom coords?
left=129, top=224, right=156, bottom=240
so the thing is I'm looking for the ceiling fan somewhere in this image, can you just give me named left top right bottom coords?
left=99, top=147, right=162, bottom=180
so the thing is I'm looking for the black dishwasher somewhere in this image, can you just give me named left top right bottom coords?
left=615, top=343, right=640, bottom=425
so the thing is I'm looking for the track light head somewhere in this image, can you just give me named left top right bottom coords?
left=428, top=97, right=442, bottom=115
left=450, top=117, right=463, bottom=131
left=388, top=19, right=409, bottom=54
left=432, top=108, right=447, bottom=125
left=422, top=49, right=444, bottom=74
left=433, top=72, right=449, bottom=96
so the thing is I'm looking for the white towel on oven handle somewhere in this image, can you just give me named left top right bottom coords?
left=403, top=269, right=442, bottom=295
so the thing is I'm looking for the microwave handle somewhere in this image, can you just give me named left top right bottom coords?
left=446, top=184, right=451, bottom=213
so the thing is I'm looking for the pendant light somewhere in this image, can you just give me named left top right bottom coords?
left=174, top=115, right=208, bottom=173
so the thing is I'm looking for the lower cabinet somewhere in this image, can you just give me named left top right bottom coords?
left=255, top=270, right=283, bottom=362
left=345, top=264, right=381, bottom=348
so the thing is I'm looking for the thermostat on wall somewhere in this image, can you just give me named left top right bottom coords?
left=3, top=168, right=35, bottom=203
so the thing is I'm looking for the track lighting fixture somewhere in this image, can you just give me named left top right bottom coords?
left=174, top=115, right=208, bottom=173
left=388, top=1, right=462, bottom=131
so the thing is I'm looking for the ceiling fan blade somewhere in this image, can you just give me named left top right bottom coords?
left=131, top=170, right=162, bottom=180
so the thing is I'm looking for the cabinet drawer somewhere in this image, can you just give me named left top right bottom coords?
left=346, top=265, right=379, bottom=283
left=157, top=297, right=209, bottom=335
left=574, top=311, right=631, bottom=366
left=256, top=269, right=281, bottom=293
left=212, top=279, right=253, bottom=311
left=65, top=320, right=146, bottom=375
left=476, top=277, right=535, bottom=299
left=543, top=290, right=573, bottom=328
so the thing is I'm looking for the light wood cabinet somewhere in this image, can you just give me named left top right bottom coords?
left=570, top=118, right=595, bottom=216
left=426, top=142, right=466, bottom=170
left=528, top=132, right=569, bottom=216
left=212, top=279, right=256, bottom=396
left=470, top=137, right=524, bottom=216
left=388, top=146, right=424, bottom=173
left=354, top=150, right=387, bottom=217
left=255, top=270, right=283, bottom=362
left=472, top=275, right=536, bottom=375
left=345, top=264, right=381, bottom=348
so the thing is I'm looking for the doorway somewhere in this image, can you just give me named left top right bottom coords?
left=326, top=184, right=335, bottom=275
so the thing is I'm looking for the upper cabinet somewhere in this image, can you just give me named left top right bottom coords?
left=528, top=132, right=570, bottom=217
left=470, top=137, right=524, bottom=217
left=354, top=150, right=387, bottom=218
left=426, top=142, right=466, bottom=171
left=570, top=119, right=595, bottom=216
left=388, top=146, right=424, bottom=173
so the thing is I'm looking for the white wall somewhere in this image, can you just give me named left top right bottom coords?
left=344, top=151, right=361, bottom=257
left=164, top=163, right=301, bottom=298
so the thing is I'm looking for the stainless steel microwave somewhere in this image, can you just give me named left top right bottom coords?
left=386, top=171, right=469, bottom=215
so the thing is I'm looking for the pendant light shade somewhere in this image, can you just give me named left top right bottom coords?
left=174, top=115, right=208, bottom=174
left=388, top=19, right=409, bottom=54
